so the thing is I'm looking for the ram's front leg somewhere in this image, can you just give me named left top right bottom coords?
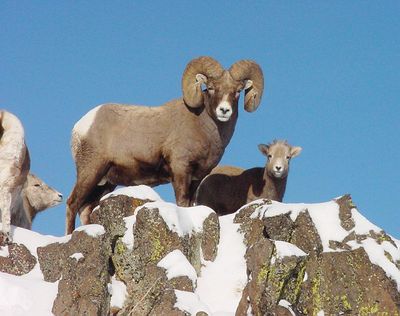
left=0, top=190, right=13, bottom=243
left=171, top=165, right=192, bottom=207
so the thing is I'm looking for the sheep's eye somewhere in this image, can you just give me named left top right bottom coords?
left=34, top=184, right=41, bottom=187
left=268, top=154, right=272, bottom=159
left=207, top=87, right=214, bottom=92
left=286, top=156, right=291, bottom=160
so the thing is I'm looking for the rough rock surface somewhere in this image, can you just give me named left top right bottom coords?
left=235, top=195, right=400, bottom=315
left=0, top=234, right=36, bottom=275
left=0, top=190, right=399, bottom=315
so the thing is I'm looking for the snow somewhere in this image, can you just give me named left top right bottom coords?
left=138, top=201, right=213, bottom=237
left=101, top=185, right=162, bottom=202
left=174, top=290, right=211, bottom=315
left=250, top=198, right=400, bottom=290
left=74, top=224, right=105, bottom=237
left=157, top=250, right=197, bottom=286
left=0, top=225, right=68, bottom=315
left=195, top=214, right=247, bottom=314
left=0, top=245, right=9, bottom=257
left=252, top=200, right=350, bottom=252
left=1, top=188, right=399, bottom=314
left=274, top=240, right=306, bottom=258
left=122, top=215, right=137, bottom=250
left=108, top=275, right=128, bottom=309
left=70, top=253, right=84, bottom=261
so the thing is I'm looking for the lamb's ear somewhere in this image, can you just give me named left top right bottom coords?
left=258, top=144, right=270, bottom=156
left=290, top=146, right=302, bottom=158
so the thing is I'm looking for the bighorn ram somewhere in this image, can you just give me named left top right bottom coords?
left=194, top=140, right=302, bottom=215
left=13, top=173, right=63, bottom=229
left=0, top=110, right=30, bottom=241
left=66, top=56, right=264, bottom=234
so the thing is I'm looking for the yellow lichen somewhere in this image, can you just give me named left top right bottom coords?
left=115, top=241, right=126, bottom=255
left=359, top=303, right=379, bottom=315
left=150, top=237, right=164, bottom=263
left=341, top=294, right=351, bottom=311
left=257, top=264, right=269, bottom=285
left=311, top=272, right=322, bottom=316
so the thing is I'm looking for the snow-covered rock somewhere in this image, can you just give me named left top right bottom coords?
left=0, top=187, right=399, bottom=315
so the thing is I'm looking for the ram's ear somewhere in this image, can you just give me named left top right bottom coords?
left=229, top=60, right=264, bottom=112
left=258, top=144, right=269, bottom=156
left=290, top=146, right=302, bottom=158
left=182, top=57, right=223, bottom=108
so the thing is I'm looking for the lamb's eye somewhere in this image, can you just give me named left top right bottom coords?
left=34, top=184, right=40, bottom=187
left=286, top=156, right=291, bottom=160
left=268, top=154, right=272, bottom=159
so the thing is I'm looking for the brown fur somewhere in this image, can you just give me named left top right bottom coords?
left=66, top=56, right=264, bottom=234
left=194, top=140, right=302, bottom=215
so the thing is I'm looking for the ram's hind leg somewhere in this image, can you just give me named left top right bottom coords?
left=66, top=160, right=109, bottom=234
left=78, top=182, right=116, bottom=225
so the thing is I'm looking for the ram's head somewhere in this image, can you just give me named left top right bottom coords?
left=182, top=56, right=264, bottom=122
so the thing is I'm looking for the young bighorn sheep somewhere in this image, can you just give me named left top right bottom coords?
left=12, top=173, right=63, bottom=229
left=0, top=110, right=30, bottom=241
left=194, top=140, right=302, bottom=215
left=66, top=56, right=264, bottom=234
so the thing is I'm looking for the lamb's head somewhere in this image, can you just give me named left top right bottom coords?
left=23, top=173, right=63, bottom=216
left=258, top=140, right=302, bottom=179
left=182, top=56, right=264, bottom=122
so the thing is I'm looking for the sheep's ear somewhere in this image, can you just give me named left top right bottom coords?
left=258, top=144, right=269, bottom=156
left=182, top=56, right=224, bottom=108
left=290, top=146, right=302, bottom=158
left=244, top=79, right=253, bottom=90
left=196, top=74, right=207, bottom=85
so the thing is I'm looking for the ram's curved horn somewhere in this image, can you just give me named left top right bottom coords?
left=229, top=60, right=264, bottom=112
left=182, top=56, right=224, bottom=108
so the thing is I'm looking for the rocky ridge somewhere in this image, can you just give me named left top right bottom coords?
left=0, top=186, right=399, bottom=315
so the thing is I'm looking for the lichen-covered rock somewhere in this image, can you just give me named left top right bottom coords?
left=2, top=188, right=398, bottom=315
left=235, top=196, right=400, bottom=315
left=296, top=248, right=400, bottom=315
left=37, top=226, right=111, bottom=316
left=0, top=242, right=36, bottom=275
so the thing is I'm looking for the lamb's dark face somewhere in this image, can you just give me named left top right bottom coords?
left=203, top=72, right=245, bottom=122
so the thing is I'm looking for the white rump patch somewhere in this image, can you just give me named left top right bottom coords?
left=73, top=105, right=102, bottom=137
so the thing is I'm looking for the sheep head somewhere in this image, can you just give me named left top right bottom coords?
left=182, top=56, right=264, bottom=122
left=23, top=173, right=63, bottom=216
left=258, top=140, right=302, bottom=179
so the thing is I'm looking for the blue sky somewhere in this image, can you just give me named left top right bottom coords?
left=1, top=2, right=399, bottom=237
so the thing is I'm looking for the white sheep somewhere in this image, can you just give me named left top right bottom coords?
left=194, top=140, right=302, bottom=215
left=66, top=56, right=264, bottom=234
left=0, top=110, right=30, bottom=241
left=12, top=173, right=63, bottom=229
